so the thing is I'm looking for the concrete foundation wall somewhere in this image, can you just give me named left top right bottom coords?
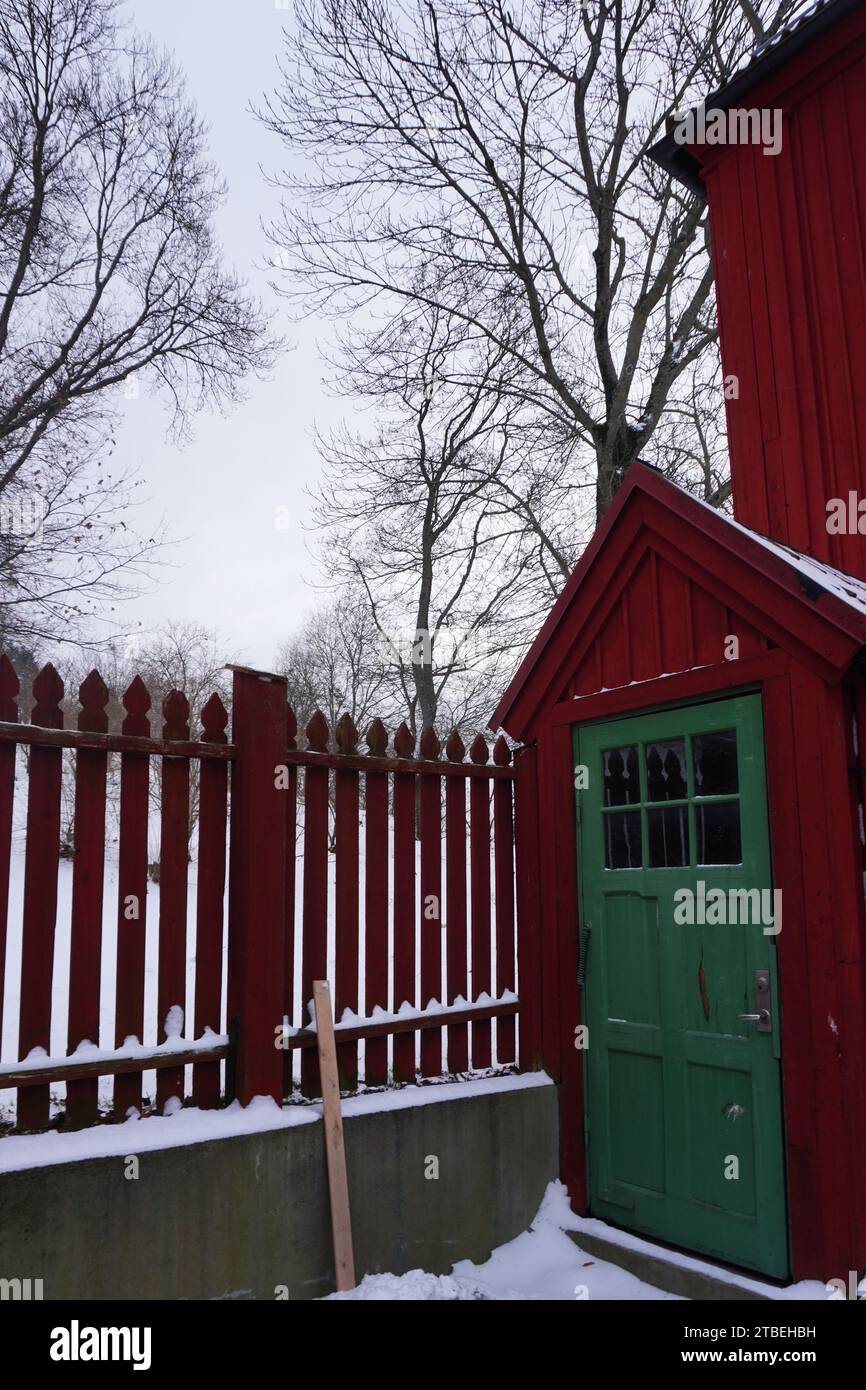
left=0, top=1074, right=558, bottom=1300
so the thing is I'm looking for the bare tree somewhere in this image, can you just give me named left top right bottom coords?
left=311, top=309, right=548, bottom=732
left=276, top=594, right=398, bottom=738
left=0, top=0, right=278, bottom=644
left=260, top=0, right=803, bottom=528
left=276, top=595, right=400, bottom=847
left=0, top=436, right=162, bottom=650
left=128, top=621, right=232, bottom=864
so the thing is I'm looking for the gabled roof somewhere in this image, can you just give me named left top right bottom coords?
left=648, top=0, right=860, bottom=195
left=491, top=462, right=866, bottom=741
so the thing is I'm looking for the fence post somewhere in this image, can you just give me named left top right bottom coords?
left=514, top=743, right=543, bottom=1070
left=227, top=666, right=288, bottom=1105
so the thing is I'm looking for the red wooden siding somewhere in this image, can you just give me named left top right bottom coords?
left=700, top=5, right=866, bottom=578
left=566, top=551, right=772, bottom=700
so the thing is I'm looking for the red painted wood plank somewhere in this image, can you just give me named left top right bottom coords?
left=708, top=157, right=770, bottom=536
left=66, top=672, right=109, bottom=1129
left=535, top=726, right=562, bottom=1081
left=392, top=723, right=416, bottom=1084
left=334, top=714, right=360, bottom=1090
left=419, top=727, right=442, bottom=1077
left=226, top=670, right=288, bottom=1105
left=0, top=723, right=234, bottom=760
left=113, top=677, right=151, bottom=1118
left=193, top=694, right=228, bottom=1108
left=657, top=557, right=694, bottom=676
left=816, top=676, right=866, bottom=1266
left=444, top=732, right=468, bottom=1074
left=282, top=1000, right=519, bottom=1050
left=689, top=583, right=728, bottom=668
left=514, top=745, right=542, bottom=1071
left=0, top=654, right=19, bottom=1051
left=283, top=704, right=299, bottom=1099
left=17, top=665, right=64, bottom=1130
left=755, top=145, right=810, bottom=555
left=550, top=719, right=585, bottom=1213
left=363, top=720, right=389, bottom=1087
left=779, top=665, right=850, bottom=1277
left=469, top=735, right=492, bottom=1069
left=300, top=710, right=330, bottom=1097
left=157, top=691, right=191, bottom=1111
left=493, top=738, right=515, bottom=1065
left=626, top=553, right=660, bottom=684
left=600, top=599, right=629, bottom=692
left=281, top=746, right=512, bottom=779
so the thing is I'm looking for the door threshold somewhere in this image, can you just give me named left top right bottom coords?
left=566, top=1216, right=795, bottom=1301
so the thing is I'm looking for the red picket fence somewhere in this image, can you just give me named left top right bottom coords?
left=0, top=658, right=526, bottom=1133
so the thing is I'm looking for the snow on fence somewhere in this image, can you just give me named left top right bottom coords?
left=0, top=657, right=523, bottom=1134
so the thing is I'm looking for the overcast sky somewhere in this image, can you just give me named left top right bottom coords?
left=116, top=0, right=337, bottom=669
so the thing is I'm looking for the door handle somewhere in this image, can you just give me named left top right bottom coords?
left=738, top=969, right=772, bottom=1033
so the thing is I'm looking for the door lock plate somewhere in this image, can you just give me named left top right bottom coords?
left=736, top=968, right=772, bottom=1033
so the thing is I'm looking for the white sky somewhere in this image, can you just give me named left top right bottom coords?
left=116, top=0, right=339, bottom=669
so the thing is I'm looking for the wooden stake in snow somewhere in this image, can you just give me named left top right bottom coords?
left=313, top=979, right=356, bottom=1292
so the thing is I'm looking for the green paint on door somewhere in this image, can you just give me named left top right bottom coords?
left=575, top=694, right=788, bottom=1278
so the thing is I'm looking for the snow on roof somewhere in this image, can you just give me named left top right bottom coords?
left=686, top=484, right=866, bottom=617
left=714, top=0, right=842, bottom=93
left=752, top=0, right=834, bottom=61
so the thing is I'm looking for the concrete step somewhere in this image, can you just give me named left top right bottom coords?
left=565, top=1221, right=792, bottom=1301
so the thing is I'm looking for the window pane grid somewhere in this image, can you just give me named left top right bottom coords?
left=598, top=729, right=743, bottom=870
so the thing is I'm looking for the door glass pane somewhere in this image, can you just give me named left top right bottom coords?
left=697, top=801, right=742, bottom=864
left=648, top=806, right=690, bottom=867
left=602, top=746, right=640, bottom=806
left=694, top=730, right=739, bottom=796
left=645, top=739, right=687, bottom=802
left=603, top=810, right=642, bottom=868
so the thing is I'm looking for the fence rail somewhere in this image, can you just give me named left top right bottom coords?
left=0, top=656, right=522, bottom=1134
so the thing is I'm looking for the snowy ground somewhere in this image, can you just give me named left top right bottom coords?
left=326, top=1183, right=679, bottom=1301
left=324, top=1181, right=834, bottom=1303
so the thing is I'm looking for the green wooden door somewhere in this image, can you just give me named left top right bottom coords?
left=575, top=694, right=788, bottom=1277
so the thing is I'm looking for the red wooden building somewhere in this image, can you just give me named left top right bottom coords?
left=495, top=0, right=866, bottom=1282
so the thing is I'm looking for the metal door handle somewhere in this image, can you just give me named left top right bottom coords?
left=738, top=969, right=773, bottom=1032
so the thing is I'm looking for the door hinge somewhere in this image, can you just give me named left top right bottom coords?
left=583, top=1114, right=591, bottom=1146
left=577, top=921, right=591, bottom=988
